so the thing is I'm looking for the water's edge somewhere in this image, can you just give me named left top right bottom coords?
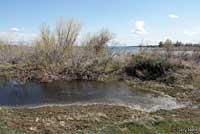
left=0, top=80, right=189, bottom=112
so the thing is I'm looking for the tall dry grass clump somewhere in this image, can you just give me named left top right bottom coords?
left=0, top=18, right=115, bottom=82
left=26, top=18, right=114, bottom=81
left=33, top=19, right=82, bottom=65
left=0, top=42, right=32, bottom=64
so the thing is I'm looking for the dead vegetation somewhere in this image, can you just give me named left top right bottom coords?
left=0, top=18, right=199, bottom=85
left=0, top=19, right=119, bottom=82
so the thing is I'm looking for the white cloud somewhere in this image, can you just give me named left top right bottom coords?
left=0, top=27, right=37, bottom=43
left=168, top=14, right=179, bottom=19
left=10, top=27, right=20, bottom=32
left=0, top=31, right=38, bottom=43
left=132, top=20, right=147, bottom=35
left=10, top=27, right=25, bottom=32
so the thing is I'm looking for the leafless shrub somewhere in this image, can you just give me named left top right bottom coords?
left=56, top=18, right=81, bottom=50
left=82, top=29, right=112, bottom=55
left=33, top=19, right=82, bottom=65
left=0, top=19, right=113, bottom=76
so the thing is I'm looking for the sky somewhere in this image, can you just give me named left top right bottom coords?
left=0, top=0, right=200, bottom=45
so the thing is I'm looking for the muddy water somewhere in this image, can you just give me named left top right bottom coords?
left=0, top=80, right=187, bottom=112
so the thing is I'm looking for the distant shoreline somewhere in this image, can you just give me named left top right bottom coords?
left=109, top=45, right=200, bottom=48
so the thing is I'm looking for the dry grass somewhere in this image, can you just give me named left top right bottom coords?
left=0, top=44, right=33, bottom=64
left=0, top=18, right=200, bottom=84
left=0, top=19, right=117, bottom=82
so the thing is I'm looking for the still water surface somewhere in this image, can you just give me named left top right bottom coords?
left=0, top=79, right=186, bottom=112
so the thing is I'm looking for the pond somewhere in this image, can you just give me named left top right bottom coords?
left=0, top=79, right=187, bottom=112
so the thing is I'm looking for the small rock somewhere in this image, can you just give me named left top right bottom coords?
left=131, top=115, right=136, bottom=119
left=97, top=113, right=108, bottom=119
left=94, top=117, right=101, bottom=122
left=66, top=117, right=74, bottom=121
left=60, top=121, right=65, bottom=127
left=172, top=114, right=176, bottom=117
left=35, top=117, right=40, bottom=122
left=29, top=127, right=37, bottom=131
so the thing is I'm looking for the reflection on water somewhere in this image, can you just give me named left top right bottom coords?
left=0, top=79, right=186, bottom=112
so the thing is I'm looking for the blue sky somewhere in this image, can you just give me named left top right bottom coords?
left=0, top=0, right=200, bottom=45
